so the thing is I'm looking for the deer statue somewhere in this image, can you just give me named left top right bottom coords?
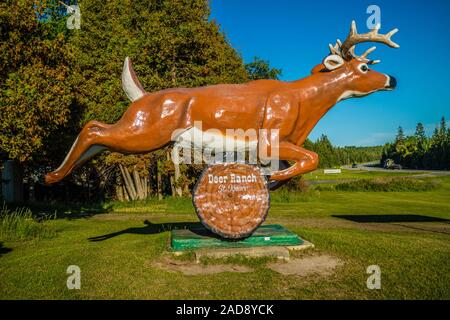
left=45, top=21, right=399, bottom=189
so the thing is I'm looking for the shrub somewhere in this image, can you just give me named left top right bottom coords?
left=333, top=177, right=440, bottom=192
left=271, top=188, right=320, bottom=203
left=314, top=184, right=336, bottom=192
left=0, top=203, right=56, bottom=241
left=282, top=175, right=310, bottom=192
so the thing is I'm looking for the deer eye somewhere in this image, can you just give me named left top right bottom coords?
left=359, top=64, right=369, bottom=72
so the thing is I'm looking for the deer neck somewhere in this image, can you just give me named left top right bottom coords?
left=290, top=69, right=353, bottom=145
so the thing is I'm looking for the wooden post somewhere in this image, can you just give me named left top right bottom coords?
left=1, top=160, right=23, bottom=203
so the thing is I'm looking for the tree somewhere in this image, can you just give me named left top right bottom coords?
left=314, top=135, right=335, bottom=168
left=0, top=0, right=73, bottom=163
left=66, top=0, right=248, bottom=200
left=413, top=122, right=427, bottom=168
left=245, top=57, right=282, bottom=80
left=415, top=123, right=426, bottom=148
left=438, top=116, right=449, bottom=169
left=303, top=136, right=382, bottom=169
left=395, top=126, right=405, bottom=144
left=384, top=116, right=449, bottom=170
left=439, top=116, right=447, bottom=137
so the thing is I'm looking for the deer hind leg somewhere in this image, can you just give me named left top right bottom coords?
left=45, top=120, right=112, bottom=184
left=266, top=141, right=319, bottom=182
left=267, top=160, right=291, bottom=190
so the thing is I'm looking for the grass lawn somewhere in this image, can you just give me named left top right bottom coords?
left=0, top=176, right=449, bottom=299
left=303, top=168, right=427, bottom=181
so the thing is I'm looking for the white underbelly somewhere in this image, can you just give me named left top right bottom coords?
left=173, top=127, right=258, bottom=152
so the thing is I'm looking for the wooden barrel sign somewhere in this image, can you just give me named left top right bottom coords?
left=193, top=163, right=270, bottom=239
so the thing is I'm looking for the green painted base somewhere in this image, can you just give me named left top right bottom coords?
left=171, top=224, right=303, bottom=251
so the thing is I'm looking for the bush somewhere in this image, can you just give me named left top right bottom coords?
left=271, top=188, right=320, bottom=203
left=0, top=203, right=56, bottom=241
left=282, top=176, right=310, bottom=192
left=332, top=177, right=440, bottom=192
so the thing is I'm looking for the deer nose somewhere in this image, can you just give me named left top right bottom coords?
left=386, top=75, right=397, bottom=89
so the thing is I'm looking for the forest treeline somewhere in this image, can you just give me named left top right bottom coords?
left=1, top=0, right=382, bottom=202
left=304, top=135, right=382, bottom=168
left=381, top=117, right=450, bottom=170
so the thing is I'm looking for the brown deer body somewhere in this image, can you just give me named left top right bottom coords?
left=45, top=21, right=399, bottom=186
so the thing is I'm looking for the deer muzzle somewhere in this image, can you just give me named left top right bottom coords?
left=385, top=75, right=397, bottom=90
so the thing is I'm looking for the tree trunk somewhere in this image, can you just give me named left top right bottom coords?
left=119, top=164, right=137, bottom=200
left=193, top=163, right=269, bottom=239
left=123, top=184, right=130, bottom=201
left=156, top=161, right=163, bottom=200
left=183, top=182, right=190, bottom=197
left=167, top=151, right=175, bottom=197
left=132, top=168, right=144, bottom=200
left=116, top=184, right=124, bottom=201
left=171, top=147, right=183, bottom=197
left=142, top=176, right=148, bottom=199
left=142, top=163, right=148, bottom=199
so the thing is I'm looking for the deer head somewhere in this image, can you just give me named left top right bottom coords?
left=311, top=21, right=399, bottom=101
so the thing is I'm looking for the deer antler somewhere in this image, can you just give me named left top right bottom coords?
left=330, top=20, right=399, bottom=65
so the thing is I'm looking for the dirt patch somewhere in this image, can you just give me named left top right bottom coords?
left=268, top=254, right=343, bottom=277
left=152, top=256, right=253, bottom=275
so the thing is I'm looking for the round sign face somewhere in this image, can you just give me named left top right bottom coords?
left=192, top=163, right=270, bottom=239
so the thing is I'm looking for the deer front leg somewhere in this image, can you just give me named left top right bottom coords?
left=267, top=141, right=319, bottom=181
left=45, top=120, right=111, bottom=184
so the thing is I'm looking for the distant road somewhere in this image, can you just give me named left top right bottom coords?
left=342, top=161, right=450, bottom=177
left=306, top=161, right=450, bottom=185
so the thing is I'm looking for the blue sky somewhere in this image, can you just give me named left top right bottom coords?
left=209, top=0, right=450, bottom=146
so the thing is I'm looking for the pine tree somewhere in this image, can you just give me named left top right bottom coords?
left=413, top=122, right=427, bottom=168
left=424, top=125, right=440, bottom=169
left=415, top=123, right=426, bottom=143
left=439, top=116, right=447, bottom=137
left=438, top=116, right=449, bottom=169
left=395, top=126, right=405, bottom=144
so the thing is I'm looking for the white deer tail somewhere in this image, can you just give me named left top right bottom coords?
left=122, top=57, right=146, bottom=102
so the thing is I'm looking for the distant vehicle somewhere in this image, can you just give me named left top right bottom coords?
left=351, top=163, right=358, bottom=168
left=384, top=159, right=402, bottom=170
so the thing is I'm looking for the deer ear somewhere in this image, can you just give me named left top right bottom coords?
left=323, top=55, right=344, bottom=71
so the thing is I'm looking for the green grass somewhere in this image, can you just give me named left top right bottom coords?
left=197, top=255, right=278, bottom=267
left=303, top=168, right=426, bottom=181
left=0, top=176, right=449, bottom=299
left=317, top=177, right=440, bottom=192
left=0, top=204, right=56, bottom=241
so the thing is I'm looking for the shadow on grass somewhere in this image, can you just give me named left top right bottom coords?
left=333, top=214, right=450, bottom=235
left=0, top=242, right=12, bottom=257
left=88, top=220, right=223, bottom=242
left=332, top=214, right=450, bottom=223
left=18, top=201, right=112, bottom=220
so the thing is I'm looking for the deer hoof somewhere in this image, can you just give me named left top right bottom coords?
left=44, top=171, right=63, bottom=185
